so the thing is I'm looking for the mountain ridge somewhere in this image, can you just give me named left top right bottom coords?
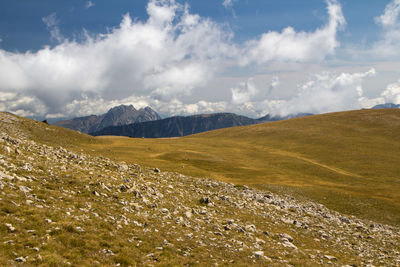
left=91, top=112, right=257, bottom=138
left=371, top=103, right=400, bottom=109
left=53, top=105, right=161, bottom=134
left=91, top=112, right=313, bottom=138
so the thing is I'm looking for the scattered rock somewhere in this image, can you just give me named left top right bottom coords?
left=5, top=223, right=15, bottom=232
left=161, top=208, right=169, bottom=213
left=19, top=185, right=32, bottom=194
left=15, top=257, right=26, bottom=263
left=0, top=115, right=399, bottom=266
left=253, top=251, right=264, bottom=259
left=118, top=164, right=129, bottom=172
left=200, top=197, right=211, bottom=204
left=280, top=233, right=294, bottom=243
left=324, top=255, right=337, bottom=261
left=245, top=224, right=257, bottom=232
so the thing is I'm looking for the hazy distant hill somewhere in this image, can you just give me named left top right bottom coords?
left=371, top=103, right=400, bottom=109
left=257, top=113, right=313, bottom=122
left=91, top=113, right=257, bottom=138
left=54, top=105, right=161, bottom=133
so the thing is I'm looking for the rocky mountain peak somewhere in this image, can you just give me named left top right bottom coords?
left=107, top=104, right=137, bottom=114
left=54, top=105, right=161, bottom=133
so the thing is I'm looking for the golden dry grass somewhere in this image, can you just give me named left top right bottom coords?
left=83, top=109, right=400, bottom=226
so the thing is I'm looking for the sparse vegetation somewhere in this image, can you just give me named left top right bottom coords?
left=0, top=110, right=399, bottom=265
left=88, top=109, right=400, bottom=226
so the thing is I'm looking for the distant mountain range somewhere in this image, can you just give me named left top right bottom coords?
left=53, top=105, right=161, bottom=134
left=371, top=103, right=400, bottom=109
left=91, top=113, right=257, bottom=138
left=90, top=112, right=313, bottom=138
left=53, top=104, right=313, bottom=138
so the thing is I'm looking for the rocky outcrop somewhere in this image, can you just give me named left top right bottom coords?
left=54, top=105, right=161, bottom=133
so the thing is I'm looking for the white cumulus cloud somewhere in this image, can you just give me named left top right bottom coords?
left=375, top=0, right=400, bottom=27
left=227, top=69, right=376, bottom=117
left=358, top=0, right=400, bottom=58
left=241, top=0, right=345, bottom=65
left=0, top=0, right=347, bottom=119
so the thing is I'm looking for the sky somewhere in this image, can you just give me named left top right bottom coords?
left=1, top=0, right=400, bottom=120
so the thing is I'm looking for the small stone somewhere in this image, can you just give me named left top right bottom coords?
left=44, top=218, right=52, bottom=223
left=185, top=210, right=192, bottom=218
left=340, top=217, right=351, bottom=224
left=118, top=164, right=129, bottom=172
left=324, top=255, right=337, bottom=261
left=245, top=224, right=256, bottom=232
left=153, top=168, right=160, bottom=173
left=119, top=185, right=128, bottom=192
left=280, top=233, right=294, bottom=242
left=282, top=241, right=298, bottom=250
left=5, top=223, right=15, bottom=232
left=19, top=186, right=32, bottom=194
left=200, top=197, right=211, bottom=204
left=161, top=208, right=169, bottom=213
left=256, top=238, right=265, bottom=244
left=15, top=257, right=26, bottom=263
left=4, top=146, right=11, bottom=154
left=253, top=251, right=264, bottom=259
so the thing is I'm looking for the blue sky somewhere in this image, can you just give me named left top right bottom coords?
left=0, top=0, right=388, bottom=51
left=0, top=0, right=400, bottom=119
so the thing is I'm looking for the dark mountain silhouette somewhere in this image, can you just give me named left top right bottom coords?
left=53, top=105, right=161, bottom=133
left=91, top=113, right=257, bottom=138
left=91, top=112, right=312, bottom=138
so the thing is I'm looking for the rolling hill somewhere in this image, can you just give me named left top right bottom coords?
left=0, top=110, right=399, bottom=265
left=90, top=109, right=400, bottom=226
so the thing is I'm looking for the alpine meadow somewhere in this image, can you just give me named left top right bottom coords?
left=1, top=0, right=400, bottom=266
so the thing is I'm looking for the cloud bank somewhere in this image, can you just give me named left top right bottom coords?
left=2, top=0, right=390, bottom=120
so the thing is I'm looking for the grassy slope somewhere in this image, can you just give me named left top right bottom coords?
left=85, top=109, right=400, bottom=226
left=5, top=112, right=400, bottom=266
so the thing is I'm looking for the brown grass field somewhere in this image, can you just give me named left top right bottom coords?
left=81, top=109, right=400, bottom=226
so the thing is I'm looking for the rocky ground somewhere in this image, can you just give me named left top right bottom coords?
left=0, top=112, right=399, bottom=266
